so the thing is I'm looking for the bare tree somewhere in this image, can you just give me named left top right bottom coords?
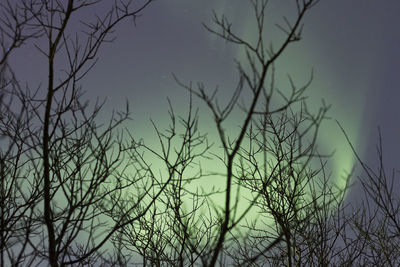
left=338, top=126, right=400, bottom=266
left=114, top=0, right=350, bottom=266
left=0, top=1, right=162, bottom=266
left=179, top=0, right=328, bottom=265
left=3, top=0, right=398, bottom=266
left=223, top=101, right=349, bottom=266
left=0, top=2, right=44, bottom=265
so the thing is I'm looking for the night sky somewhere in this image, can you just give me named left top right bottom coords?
left=9, top=0, right=400, bottom=202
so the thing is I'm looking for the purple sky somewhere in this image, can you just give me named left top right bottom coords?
left=8, top=0, right=400, bottom=198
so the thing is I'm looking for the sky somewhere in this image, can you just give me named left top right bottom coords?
left=8, top=0, right=400, bottom=204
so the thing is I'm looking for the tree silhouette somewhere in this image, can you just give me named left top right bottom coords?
left=338, top=126, right=400, bottom=266
left=0, top=1, right=160, bottom=266
left=1, top=0, right=398, bottom=266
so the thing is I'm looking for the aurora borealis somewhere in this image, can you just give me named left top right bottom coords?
left=9, top=0, right=400, bottom=205
left=3, top=0, right=400, bottom=265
